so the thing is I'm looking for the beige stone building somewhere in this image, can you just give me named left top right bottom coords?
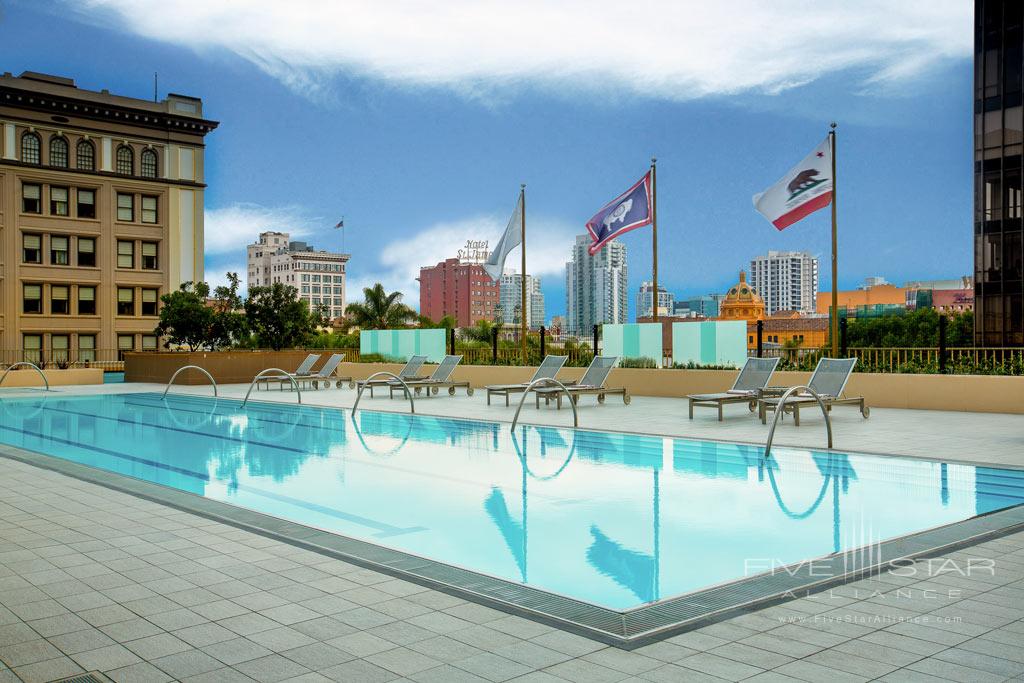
left=0, top=71, right=217, bottom=365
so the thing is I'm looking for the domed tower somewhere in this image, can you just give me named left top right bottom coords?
left=719, top=270, right=766, bottom=322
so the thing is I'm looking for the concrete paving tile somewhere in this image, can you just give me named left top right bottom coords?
left=319, top=658, right=401, bottom=682
left=71, top=642, right=142, bottom=671
left=544, top=657, right=630, bottom=683
left=408, top=634, right=485, bottom=664
left=0, top=638, right=64, bottom=666
left=9, top=655, right=83, bottom=683
left=98, top=616, right=165, bottom=642
left=932, top=646, right=1024, bottom=677
left=280, top=642, right=354, bottom=669
left=905, top=656, right=1006, bottom=682
left=25, top=611, right=89, bottom=637
left=192, top=598, right=251, bottom=620
left=145, top=606, right=208, bottom=631
left=368, top=620, right=437, bottom=646
left=47, top=627, right=117, bottom=655
left=365, top=646, right=444, bottom=676
left=675, top=651, right=764, bottom=681
left=180, top=666, right=258, bottom=682
left=452, top=652, right=532, bottom=682
left=327, top=631, right=398, bottom=658
left=262, top=603, right=324, bottom=626
left=582, top=647, right=664, bottom=675
left=235, top=653, right=312, bottom=682
left=247, top=625, right=318, bottom=652
left=772, top=659, right=869, bottom=683
left=333, top=606, right=396, bottom=630
left=150, top=648, right=225, bottom=679
left=219, top=612, right=284, bottom=636
left=709, top=641, right=794, bottom=669
left=202, top=636, right=274, bottom=666
left=124, top=632, right=192, bottom=659
left=105, top=660, right=176, bottom=682
left=409, top=663, right=490, bottom=683
left=173, top=621, right=239, bottom=647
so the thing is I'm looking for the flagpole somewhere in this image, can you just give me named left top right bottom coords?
left=651, top=157, right=658, bottom=323
left=520, top=184, right=528, bottom=364
left=829, top=123, right=839, bottom=357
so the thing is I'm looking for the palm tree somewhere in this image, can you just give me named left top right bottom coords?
left=345, top=283, right=418, bottom=329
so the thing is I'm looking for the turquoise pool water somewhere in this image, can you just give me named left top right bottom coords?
left=0, top=392, right=1021, bottom=610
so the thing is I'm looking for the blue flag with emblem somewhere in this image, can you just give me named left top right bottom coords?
left=586, top=171, right=653, bottom=255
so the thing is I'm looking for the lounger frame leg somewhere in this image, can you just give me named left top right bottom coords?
left=688, top=399, right=694, bottom=420
left=718, top=404, right=723, bottom=422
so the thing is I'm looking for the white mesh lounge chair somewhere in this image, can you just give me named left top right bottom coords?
left=389, top=355, right=473, bottom=397
left=687, top=357, right=781, bottom=421
left=534, top=356, right=629, bottom=408
left=255, top=353, right=320, bottom=391
left=485, top=355, right=568, bottom=406
left=293, top=353, right=346, bottom=390
left=355, top=355, right=429, bottom=397
left=759, top=357, right=869, bottom=425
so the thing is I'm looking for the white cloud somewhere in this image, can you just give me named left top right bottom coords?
left=352, top=214, right=577, bottom=309
left=77, top=0, right=969, bottom=102
left=203, top=202, right=317, bottom=255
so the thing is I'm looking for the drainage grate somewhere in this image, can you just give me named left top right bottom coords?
left=49, top=672, right=112, bottom=683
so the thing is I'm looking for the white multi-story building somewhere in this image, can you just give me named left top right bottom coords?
left=498, top=270, right=545, bottom=329
left=749, top=250, right=818, bottom=315
left=565, top=235, right=628, bottom=335
left=246, top=231, right=350, bottom=319
left=635, top=281, right=674, bottom=319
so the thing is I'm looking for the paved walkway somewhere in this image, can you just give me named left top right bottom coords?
left=0, top=457, right=1022, bottom=682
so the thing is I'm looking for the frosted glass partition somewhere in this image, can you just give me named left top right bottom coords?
left=602, top=323, right=664, bottom=367
left=672, top=321, right=747, bottom=368
left=360, top=329, right=446, bottom=362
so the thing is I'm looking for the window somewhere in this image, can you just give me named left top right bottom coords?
left=116, top=145, right=133, bottom=174
left=23, top=284, right=42, bottom=314
left=116, top=193, right=133, bottom=221
left=22, top=234, right=41, bottom=263
left=22, top=183, right=41, bottom=213
left=141, top=195, right=158, bottom=224
left=23, top=335, right=42, bottom=364
left=141, top=149, right=158, bottom=178
left=50, top=235, right=69, bottom=265
left=77, top=189, right=96, bottom=219
left=50, top=186, right=69, bottom=216
left=21, top=132, right=40, bottom=164
left=117, top=334, right=135, bottom=355
left=142, top=335, right=158, bottom=351
left=117, top=240, right=134, bottom=268
left=78, top=335, right=96, bottom=362
left=77, top=237, right=96, bottom=267
left=50, top=286, right=69, bottom=315
left=141, top=289, right=158, bottom=316
left=78, top=286, right=96, bottom=315
left=49, top=136, right=69, bottom=167
left=76, top=140, right=95, bottom=170
left=117, top=287, right=135, bottom=315
left=141, top=242, right=158, bottom=269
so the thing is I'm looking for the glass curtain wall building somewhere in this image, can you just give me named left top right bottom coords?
left=975, top=0, right=1024, bottom=345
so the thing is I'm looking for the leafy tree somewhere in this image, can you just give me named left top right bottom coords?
left=344, top=283, right=417, bottom=329
left=461, top=319, right=497, bottom=344
left=845, top=309, right=973, bottom=348
left=244, top=283, right=318, bottom=350
left=154, top=281, right=240, bottom=351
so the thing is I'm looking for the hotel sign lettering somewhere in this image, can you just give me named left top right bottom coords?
left=458, top=239, right=491, bottom=263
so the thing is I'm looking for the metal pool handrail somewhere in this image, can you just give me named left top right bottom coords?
left=0, top=362, right=50, bottom=391
left=764, top=385, right=833, bottom=458
left=352, top=372, right=414, bottom=414
left=162, top=365, right=217, bottom=399
left=510, top=377, right=578, bottom=433
left=241, top=369, right=301, bottom=407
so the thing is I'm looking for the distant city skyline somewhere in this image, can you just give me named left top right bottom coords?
left=2, top=1, right=974, bottom=319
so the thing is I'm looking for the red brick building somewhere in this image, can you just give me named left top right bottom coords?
left=418, top=258, right=500, bottom=327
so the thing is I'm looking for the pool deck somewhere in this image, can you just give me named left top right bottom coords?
left=0, top=383, right=1023, bottom=681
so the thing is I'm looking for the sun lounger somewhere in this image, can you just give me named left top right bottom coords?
left=687, top=357, right=781, bottom=421
left=293, top=353, right=347, bottom=390
left=485, top=355, right=568, bottom=406
left=759, top=357, right=870, bottom=425
left=355, top=355, right=429, bottom=397
left=389, top=355, right=473, bottom=397
left=254, top=353, right=320, bottom=391
left=534, top=356, right=629, bottom=408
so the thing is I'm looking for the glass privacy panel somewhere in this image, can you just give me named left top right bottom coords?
left=602, top=323, right=664, bottom=367
left=360, top=329, right=446, bottom=362
left=672, top=321, right=748, bottom=368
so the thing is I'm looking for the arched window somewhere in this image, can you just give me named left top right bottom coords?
left=116, top=145, right=134, bottom=175
left=21, top=132, right=41, bottom=164
left=49, top=136, right=69, bottom=167
left=76, top=140, right=95, bottom=170
left=140, top=149, right=158, bottom=178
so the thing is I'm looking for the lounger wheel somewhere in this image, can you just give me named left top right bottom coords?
left=414, top=387, right=423, bottom=396
left=431, top=386, right=439, bottom=395
left=748, top=400, right=757, bottom=412
left=448, top=386, right=456, bottom=396
left=336, top=380, right=343, bottom=389
left=467, top=388, right=474, bottom=396
left=597, top=394, right=606, bottom=404
left=348, top=381, right=355, bottom=389
left=312, top=380, right=319, bottom=390
left=623, top=393, right=631, bottom=405
left=862, top=406, right=870, bottom=418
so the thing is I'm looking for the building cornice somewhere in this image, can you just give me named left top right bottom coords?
left=0, top=158, right=208, bottom=189
left=1, top=86, right=219, bottom=137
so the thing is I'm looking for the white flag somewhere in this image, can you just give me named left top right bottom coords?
left=483, top=193, right=523, bottom=282
left=753, top=137, right=833, bottom=230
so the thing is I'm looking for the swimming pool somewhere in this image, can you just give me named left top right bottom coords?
left=1, top=392, right=1022, bottom=639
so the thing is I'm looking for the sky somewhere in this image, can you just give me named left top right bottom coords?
left=2, top=1, right=974, bottom=319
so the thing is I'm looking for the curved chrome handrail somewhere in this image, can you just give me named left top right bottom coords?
left=163, top=396, right=220, bottom=431
left=0, top=362, right=50, bottom=391
left=510, top=377, right=578, bottom=433
left=510, top=427, right=578, bottom=481
left=162, top=365, right=217, bottom=399
left=764, top=385, right=833, bottom=458
left=241, top=369, right=301, bottom=407
left=352, top=372, right=414, bottom=414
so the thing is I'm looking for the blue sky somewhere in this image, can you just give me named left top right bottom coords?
left=3, top=1, right=973, bottom=319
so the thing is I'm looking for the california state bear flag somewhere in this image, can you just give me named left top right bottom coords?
left=753, top=137, right=833, bottom=230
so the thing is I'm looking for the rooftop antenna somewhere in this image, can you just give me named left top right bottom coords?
left=153, top=72, right=158, bottom=102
